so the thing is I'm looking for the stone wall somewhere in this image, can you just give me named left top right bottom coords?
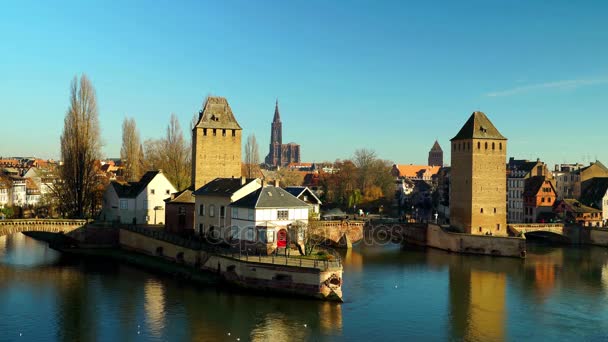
left=119, top=229, right=343, bottom=301
left=310, top=220, right=364, bottom=247
left=426, top=224, right=525, bottom=258
left=192, top=127, right=242, bottom=191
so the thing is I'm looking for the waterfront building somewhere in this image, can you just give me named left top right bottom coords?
left=230, top=185, right=309, bottom=254
left=192, top=177, right=261, bottom=239
left=523, top=176, right=557, bottom=223
left=579, top=177, right=608, bottom=226
left=191, top=96, right=242, bottom=191
left=428, top=140, right=444, bottom=167
left=450, top=111, right=507, bottom=236
left=164, top=188, right=195, bottom=236
left=25, top=178, right=41, bottom=207
left=552, top=161, right=608, bottom=200
left=507, top=158, right=552, bottom=223
left=264, top=101, right=301, bottom=168
left=284, top=186, right=322, bottom=216
left=391, top=164, right=440, bottom=181
left=554, top=198, right=603, bottom=227
left=0, top=175, right=9, bottom=208
left=101, top=170, right=176, bottom=224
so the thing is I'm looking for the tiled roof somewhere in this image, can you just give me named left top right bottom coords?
left=194, top=96, right=242, bottom=130
left=451, top=111, right=507, bottom=141
left=561, top=199, right=602, bottom=213
left=193, top=177, right=257, bottom=196
left=165, top=187, right=195, bottom=204
left=231, top=186, right=309, bottom=209
left=111, top=170, right=164, bottom=198
left=523, top=176, right=550, bottom=197
left=284, top=186, right=322, bottom=204
left=393, top=165, right=441, bottom=179
left=580, top=177, right=608, bottom=209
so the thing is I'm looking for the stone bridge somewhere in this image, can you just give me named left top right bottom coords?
left=0, top=219, right=88, bottom=237
left=310, top=220, right=365, bottom=248
left=508, top=223, right=570, bottom=242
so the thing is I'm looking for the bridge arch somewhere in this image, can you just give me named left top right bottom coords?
left=0, top=219, right=87, bottom=237
left=523, top=231, right=571, bottom=244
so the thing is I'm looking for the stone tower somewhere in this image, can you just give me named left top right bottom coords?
left=191, top=96, right=242, bottom=190
left=265, top=100, right=282, bottom=167
left=428, top=140, right=444, bottom=167
left=450, top=111, right=507, bottom=236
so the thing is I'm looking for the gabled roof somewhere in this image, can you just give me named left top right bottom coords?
left=392, top=164, right=441, bottom=179
left=580, top=177, right=608, bottom=209
left=523, top=176, right=553, bottom=197
left=194, top=96, right=242, bottom=130
left=284, top=186, right=322, bottom=204
left=193, top=177, right=257, bottom=196
left=451, top=111, right=507, bottom=141
left=560, top=199, right=602, bottom=213
left=111, top=170, right=165, bottom=198
left=165, top=187, right=195, bottom=204
left=231, top=186, right=309, bottom=209
left=579, top=161, right=608, bottom=175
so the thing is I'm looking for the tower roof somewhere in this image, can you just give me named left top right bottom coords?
left=194, top=96, right=242, bottom=130
left=273, top=99, right=281, bottom=122
left=430, top=140, right=442, bottom=152
left=451, top=111, right=506, bottom=141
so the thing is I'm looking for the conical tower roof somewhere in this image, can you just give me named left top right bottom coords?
left=194, top=96, right=242, bottom=130
left=431, top=140, right=442, bottom=152
left=451, top=111, right=506, bottom=141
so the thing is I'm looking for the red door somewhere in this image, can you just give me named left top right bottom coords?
left=277, top=229, right=287, bottom=248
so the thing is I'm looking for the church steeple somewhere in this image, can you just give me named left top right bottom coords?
left=273, top=99, right=281, bottom=122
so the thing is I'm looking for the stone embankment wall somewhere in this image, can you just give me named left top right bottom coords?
left=310, top=220, right=364, bottom=248
left=119, top=229, right=343, bottom=301
left=426, top=224, right=526, bottom=258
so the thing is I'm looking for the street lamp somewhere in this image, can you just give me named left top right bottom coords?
left=153, top=206, right=164, bottom=225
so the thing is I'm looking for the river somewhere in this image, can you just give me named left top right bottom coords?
left=2, top=233, right=608, bottom=341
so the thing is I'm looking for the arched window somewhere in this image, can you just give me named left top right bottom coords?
left=492, top=142, right=495, bottom=150
left=499, top=143, right=502, bottom=150
left=478, top=142, right=481, bottom=149
left=480, top=208, right=484, bottom=213
left=485, top=142, right=488, bottom=149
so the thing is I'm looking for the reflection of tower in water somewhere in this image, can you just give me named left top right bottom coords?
left=144, top=279, right=166, bottom=337
left=449, top=265, right=506, bottom=341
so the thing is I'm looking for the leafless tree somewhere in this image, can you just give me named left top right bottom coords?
left=142, top=114, right=191, bottom=191
left=120, top=117, right=142, bottom=181
left=56, top=74, right=102, bottom=218
left=244, top=134, right=260, bottom=178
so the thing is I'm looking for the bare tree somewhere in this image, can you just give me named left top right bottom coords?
left=142, top=114, right=191, bottom=191
left=244, top=134, right=260, bottom=178
left=120, top=117, right=142, bottom=181
left=56, top=74, right=102, bottom=218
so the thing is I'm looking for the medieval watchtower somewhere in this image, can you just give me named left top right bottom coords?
left=450, top=112, right=507, bottom=236
left=191, top=96, right=242, bottom=190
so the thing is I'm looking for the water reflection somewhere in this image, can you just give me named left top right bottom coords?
left=144, top=279, right=166, bottom=337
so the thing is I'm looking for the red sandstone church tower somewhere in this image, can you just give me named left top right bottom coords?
left=264, top=100, right=300, bottom=167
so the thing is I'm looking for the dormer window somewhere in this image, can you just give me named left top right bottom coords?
left=480, top=125, right=487, bottom=133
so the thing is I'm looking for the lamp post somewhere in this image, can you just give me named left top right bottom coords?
left=153, top=206, right=164, bottom=225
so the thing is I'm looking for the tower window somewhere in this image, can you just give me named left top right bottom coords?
left=499, top=143, right=502, bottom=150
left=232, top=130, right=236, bottom=137
left=492, top=142, right=495, bottom=150
left=485, top=142, right=488, bottom=149
left=480, top=208, right=484, bottom=213
left=213, top=129, right=216, bottom=136
left=478, top=142, right=481, bottom=149
left=203, top=128, right=207, bottom=136
left=494, top=208, right=497, bottom=213
left=222, top=129, right=226, bottom=136
left=479, top=227, right=482, bottom=232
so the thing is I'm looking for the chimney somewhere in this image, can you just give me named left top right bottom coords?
left=241, top=176, right=246, bottom=185
left=274, top=179, right=280, bottom=187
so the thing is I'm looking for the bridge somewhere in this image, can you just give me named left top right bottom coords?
left=0, top=219, right=88, bottom=237
left=310, top=220, right=365, bottom=248
left=508, top=223, right=571, bottom=243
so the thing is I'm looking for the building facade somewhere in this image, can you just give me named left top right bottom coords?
left=191, top=96, right=243, bottom=191
left=428, top=140, right=444, bottom=167
left=507, top=158, right=551, bottom=223
left=523, top=176, right=557, bottom=223
left=265, top=101, right=301, bottom=168
left=450, top=111, right=507, bottom=236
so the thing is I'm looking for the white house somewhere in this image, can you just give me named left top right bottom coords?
left=193, top=177, right=262, bottom=238
left=230, top=185, right=310, bottom=254
left=9, top=176, right=26, bottom=207
left=284, top=186, right=322, bottom=216
left=0, top=175, right=10, bottom=208
left=101, top=170, right=176, bottom=224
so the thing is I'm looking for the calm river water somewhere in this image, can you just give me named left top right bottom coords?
left=2, top=233, right=608, bottom=341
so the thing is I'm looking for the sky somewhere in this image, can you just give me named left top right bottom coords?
left=1, top=0, right=607, bottom=167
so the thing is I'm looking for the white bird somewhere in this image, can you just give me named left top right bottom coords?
left=228, top=333, right=231, bottom=336
left=304, top=324, right=308, bottom=328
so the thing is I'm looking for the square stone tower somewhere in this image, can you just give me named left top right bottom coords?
left=192, top=96, right=242, bottom=190
left=450, top=112, right=507, bottom=236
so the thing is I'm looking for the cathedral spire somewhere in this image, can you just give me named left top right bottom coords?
left=273, top=99, right=281, bottom=122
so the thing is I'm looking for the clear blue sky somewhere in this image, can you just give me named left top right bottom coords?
left=1, top=0, right=607, bottom=167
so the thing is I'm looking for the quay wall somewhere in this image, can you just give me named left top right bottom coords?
left=0, top=219, right=87, bottom=237
left=119, top=229, right=343, bottom=301
left=588, top=227, right=608, bottom=246
left=426, top=224, right=526, bottom=258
